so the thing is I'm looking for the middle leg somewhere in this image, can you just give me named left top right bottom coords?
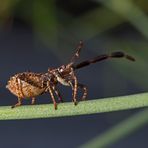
left=52, top=85, right=63, bottom=103
left=47, top=82, right=57, bottom=110
left=78, top=83, right=88, bottom=101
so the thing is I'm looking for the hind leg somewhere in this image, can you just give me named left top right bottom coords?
left=31, top=97, right=36, bottom=105
left=11, top=97, right=22, bottom=108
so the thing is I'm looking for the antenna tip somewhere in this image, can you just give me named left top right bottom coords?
left=126, top=55, right=136, bottom=61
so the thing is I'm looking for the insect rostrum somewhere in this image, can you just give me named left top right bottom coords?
left=6, top=41, right=135, bottom=110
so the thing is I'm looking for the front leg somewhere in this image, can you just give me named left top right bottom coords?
left=54, top=69, right=78, bottom=105
left=70, top=74, right=78, bottom=105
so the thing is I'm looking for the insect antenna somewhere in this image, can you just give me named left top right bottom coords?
left=69, top=40, right=83, bottom=65
left=73, top=51, right=135, bottom=70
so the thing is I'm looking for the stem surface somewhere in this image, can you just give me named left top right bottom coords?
left=0, top=92, right=148, bottom=120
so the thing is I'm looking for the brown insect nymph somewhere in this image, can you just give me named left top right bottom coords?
left=6, top=41, right=135, bottom=109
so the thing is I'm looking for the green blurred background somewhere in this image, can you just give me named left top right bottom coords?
left=0, top=0, right=148, bottom=148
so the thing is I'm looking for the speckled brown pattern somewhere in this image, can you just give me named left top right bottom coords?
left=6, top=41, right=135, bottom=109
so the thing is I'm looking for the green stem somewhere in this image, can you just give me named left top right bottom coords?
left=0, top=92, right=148, bottom=120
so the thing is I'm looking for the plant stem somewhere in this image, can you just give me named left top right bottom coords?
left=0, top=92, right=148, bottom=120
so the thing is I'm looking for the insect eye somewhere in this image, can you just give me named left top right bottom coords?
left=58, top=65, right=65, bottom=72
left=59, top=68, right=63, bottom=72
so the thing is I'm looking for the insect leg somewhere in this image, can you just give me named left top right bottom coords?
left=11, top=97, right=22, bottom=108
left=72, top=74, right=78, bottom=105
left=47, top=82, right=57, bottom=110
left=52, top=85, right=63, bottom=103
left=69, top=81, right=74, bottom=99
left=31, top=97, right=36, bottom=105
left=78, top=83, right=88, bottom=101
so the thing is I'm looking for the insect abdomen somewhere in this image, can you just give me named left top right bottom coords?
left=6, top=74, right=45, bottom=98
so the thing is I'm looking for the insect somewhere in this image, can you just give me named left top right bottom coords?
left=6, top=41, right=135, bottom=109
